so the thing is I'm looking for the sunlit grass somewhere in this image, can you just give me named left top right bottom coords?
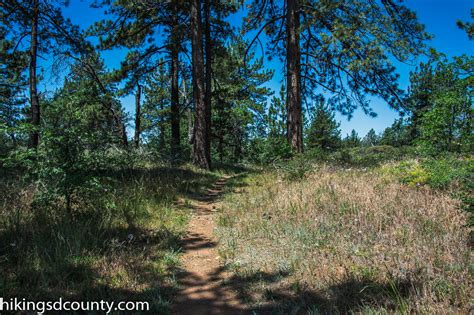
left=217, top=163, right=471, bottom=313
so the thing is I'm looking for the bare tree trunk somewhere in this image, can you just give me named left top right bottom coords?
left=191, top=0, right=211, bottom=170
left=134, top=84, right=141, bottom=147
left=28, top=0, right=40, bottom=149
left=170, top=43, right=180, bottom=158
left=286, top=0, right=303, bottom=153
left=204, top=0, right=212, bottom=166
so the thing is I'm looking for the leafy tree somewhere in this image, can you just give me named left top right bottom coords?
left=306, top=98, right=341, bottom=150
left=362, top=128, right=379, bottom=146
left=245, top=0, right=430, bottom=153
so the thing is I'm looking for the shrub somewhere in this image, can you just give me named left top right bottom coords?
left=246, top=137, right=292, bottom=165
left=383, top=155, right=473, bottom=225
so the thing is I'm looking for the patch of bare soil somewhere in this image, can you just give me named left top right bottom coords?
left=173, top=176, right=248, bottom=315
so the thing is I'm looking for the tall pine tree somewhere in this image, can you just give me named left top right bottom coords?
left=245, top=0, right=430, bottom=153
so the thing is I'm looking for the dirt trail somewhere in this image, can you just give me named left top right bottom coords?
left=173, top=176, right=247, bottom=315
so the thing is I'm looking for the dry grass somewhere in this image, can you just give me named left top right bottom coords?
left=217, top=164, right=472, bottom=314
left=0, top=164, right=222, bottom=313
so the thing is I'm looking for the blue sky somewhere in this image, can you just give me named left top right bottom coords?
left=50, top=0, right=473, bottom=138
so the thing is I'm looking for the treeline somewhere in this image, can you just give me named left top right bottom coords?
left=303, top=54, right=473, bottom=155
left=3, top=0, right=460, bottom=171
left=1, top=0, right=272, bottom=169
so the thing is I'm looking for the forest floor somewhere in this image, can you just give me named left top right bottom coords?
left=173, top=175, right=248, bottom=315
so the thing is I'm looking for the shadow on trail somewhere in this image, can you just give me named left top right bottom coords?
left=177, top=266, right=420, bottom=314
left=0, top=164, right=253, bottom=314
left=172, top=167, right=420, bottom=314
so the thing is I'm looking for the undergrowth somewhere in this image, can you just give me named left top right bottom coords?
left=0, top=162, right=221, bottom=313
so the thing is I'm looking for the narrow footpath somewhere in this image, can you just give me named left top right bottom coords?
left=173, top=176, right=247, bottom=315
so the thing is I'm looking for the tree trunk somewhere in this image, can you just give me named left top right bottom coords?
left=286, top=0, right=303, bottom=153
left=181, top=78, right=195, bottom=148
left=204, top=0, right=212, bottom=166
left=28, top=0, right=40, bottom=149
left=191, top=0, right=211, bottom=170
left=134, top=84, right=141, bottom=147
left=170, top=43, right=180, bottom=158
left=218, top=129, right=224, bottom=162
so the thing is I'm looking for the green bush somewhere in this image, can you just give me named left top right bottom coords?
left=274, top=154, right=316, bottom=181
left=384, top=155, right=473, bottom=225
left=246, top=137, right=292, bottom=164
left=330, top=145, right=416, bottom=167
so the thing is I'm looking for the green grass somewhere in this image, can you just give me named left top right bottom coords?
left=0, top=163, right=223, bottom=313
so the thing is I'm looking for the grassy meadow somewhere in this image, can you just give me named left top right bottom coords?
left=217, top=150, right=473, bottom=314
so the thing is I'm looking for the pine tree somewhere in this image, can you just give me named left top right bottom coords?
left=245, top=0, right=430, bottom=153
left=38, top=56, right=120, bottom=213
left=0, top=25, right=28, bottom=150
left=379, top=118, right=410, bottom=147
left=306, top=99, right=341, bottom=150
left=1, top=0, right=85, bottom=148
left=267, top=86, right=287, bottom=139
left=417, top=57, right=473, bottom=153
left=91, top=0, right=187, bottom=154
left=362, top=129, right=379, bottom=147
left=343, top=130, right=361, bottom=148
left=405, top=62, right=435, bottom=141
left=211, top=36, right=272, bottom=162
left=457, top=8, right=474, bottom=40
left=142, top=64, right=170, bottom=153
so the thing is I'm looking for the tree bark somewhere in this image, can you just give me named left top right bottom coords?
left=28, top=0, right=40, bottom=149
left=170, top=42, right=180, bottom=158
left=181, top=78, right=195, bottom=149
left=134, top=84, right=141, bottom=147
left=191, top=0, right=211, bottom=169
left=286, top=0, right=303, bottom=153
left=204, top=0, right=212, bottom=166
